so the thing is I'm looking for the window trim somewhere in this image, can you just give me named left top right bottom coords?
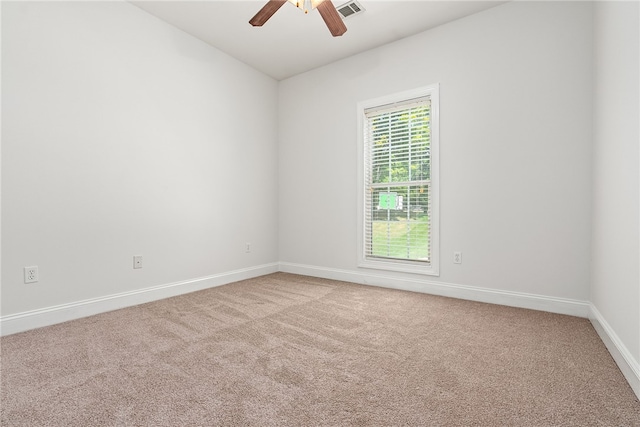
left=357, top=84, right=440, bottom=276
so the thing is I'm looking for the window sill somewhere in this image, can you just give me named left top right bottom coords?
left=358, top=258, right=439, bottom=276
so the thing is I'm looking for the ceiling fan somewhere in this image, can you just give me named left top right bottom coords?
left=249, top=0, right=347, bottom=37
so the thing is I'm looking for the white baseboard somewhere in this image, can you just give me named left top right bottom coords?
left=589, top=304, right=640, bottom=400
left=0, top=263, right=279, bottom=337
left=1, top=261, right=591, bottom=334
left=278, top=262, right=591, bottom=318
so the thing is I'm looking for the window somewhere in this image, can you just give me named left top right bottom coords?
left=357, top=85, right=439, bottom=275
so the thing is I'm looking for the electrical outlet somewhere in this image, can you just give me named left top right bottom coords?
left=245, top=243, right=251, bottom=253
left=24, top=266, right=39, bottom=283
left=133, top=255, right=143, bottom=269
left=453, top=251, right=462, bottom=264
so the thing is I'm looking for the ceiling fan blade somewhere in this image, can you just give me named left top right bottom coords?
left=249, top=0, right=287, bottom=27
left=317, top=1, right=347, bottom=37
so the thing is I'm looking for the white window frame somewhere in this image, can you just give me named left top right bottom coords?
left=357, top=84, right=440, bottom=276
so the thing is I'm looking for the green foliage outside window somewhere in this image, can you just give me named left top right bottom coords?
left=368, top=104, right=431, bottom=262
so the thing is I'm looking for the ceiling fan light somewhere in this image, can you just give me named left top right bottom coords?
left=287, top=0, right=325, bottom=12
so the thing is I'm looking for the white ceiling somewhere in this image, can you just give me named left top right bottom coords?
left=131, top=1, right=507, bottom=80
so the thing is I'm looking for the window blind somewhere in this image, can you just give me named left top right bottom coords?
left=363, top=96, right=432, bottom=263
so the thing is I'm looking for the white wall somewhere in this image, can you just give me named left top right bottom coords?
left=279, top=1, right=593, bottom=309
left=591, top=1, right=640, bottom=394
left=1, top=2, right=279, bottom=320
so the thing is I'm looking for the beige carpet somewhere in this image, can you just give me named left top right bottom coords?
left=1, top=273, right=639, bottom=426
